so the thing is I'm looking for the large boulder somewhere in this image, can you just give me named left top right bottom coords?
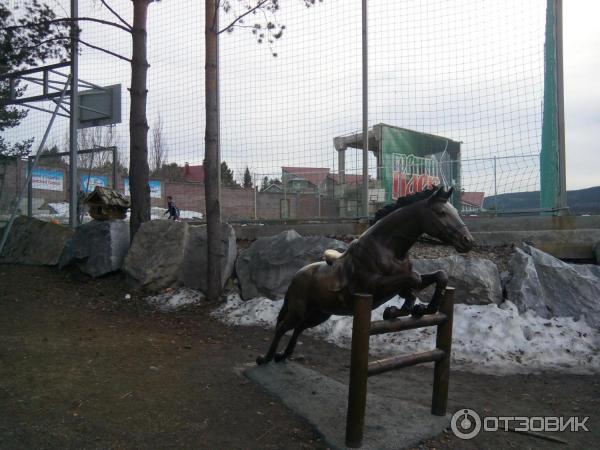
left=123, top=220, right=189, bottom=291
left=123, top=220, right=237, bottom=293
left=180, top=223, right=237, bottom=291
left=0, top=215, right=73, bottom=266
left=236, top=230, right=348, bottom=300
left=64, top=220, right=130, bottom=277
left=412, top=256, right=503, bottom=305
left=506, top=244, right=600, bottom=328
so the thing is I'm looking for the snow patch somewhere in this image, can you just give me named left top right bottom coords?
left=150, top=207, right=203, bottom=220
left=213, top=294, right=600, bottom=375
left=48, top=202, right=69, bottom=216
left=179, top=210, right=203, bottom=220
left=145, top=288, right=205, bottom=311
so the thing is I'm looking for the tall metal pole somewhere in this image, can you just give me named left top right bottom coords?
left=361, top=0, right=369, bottom=218
left=27, top=158, right=33, bottom=217
left=493, top=156, right=498, bottom=213
left=317, top=186, right=321, bottom=218
left=69, top=0, right=79, bottom=228
left=555, top=0, right=567, bottom=214
left=112, top=146, right=118, bottom=189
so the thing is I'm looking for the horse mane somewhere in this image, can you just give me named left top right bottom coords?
left=371, top=187, right=438, bottom=225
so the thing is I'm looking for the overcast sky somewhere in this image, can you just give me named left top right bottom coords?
left=5, top=0, right=599, bottom=193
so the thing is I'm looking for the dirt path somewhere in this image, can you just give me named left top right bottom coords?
left=1, top=265, right=598, bottom=449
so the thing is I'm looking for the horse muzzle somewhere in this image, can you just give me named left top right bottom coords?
left=454, top=232, right=475, bottom=253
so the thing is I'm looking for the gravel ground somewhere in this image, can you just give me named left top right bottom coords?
left=1, top=264, right=598, bottom=450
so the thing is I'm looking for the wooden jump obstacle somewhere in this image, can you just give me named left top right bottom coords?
left=345, top=287, right=455, bottom=448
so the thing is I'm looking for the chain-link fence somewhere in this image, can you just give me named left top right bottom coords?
left=2, top=0, right=553, bottom=224
left=0, top=145, right=120, bottom=224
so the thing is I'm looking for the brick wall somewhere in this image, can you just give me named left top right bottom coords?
left=1, top=163, right=340, bottom=220
left=0, top=160, right=70, bottom=213
left=163, top=181, right=339, bottom=220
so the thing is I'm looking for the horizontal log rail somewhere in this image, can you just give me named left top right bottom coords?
left=370, top=312, right=448, bottom=335
left=367, top=348, right=445, bottom=377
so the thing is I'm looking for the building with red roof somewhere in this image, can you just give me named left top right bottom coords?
left=461, top=191, right=485, bottom=212
left=281, top=167, right=330, bottom=192
left=281, top=166, right=367, bottom=197
left=182, top=163, right=205, bottom=183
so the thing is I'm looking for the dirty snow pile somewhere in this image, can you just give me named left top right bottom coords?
left=48, top=202, right=69, bottom=216
left=213, top=294, right=600, bottom=375
left=149, top=207, right=203, bottom=220
left=29, top=202, right=74, bottom=222
left=145, top=288, right=205, bottom=311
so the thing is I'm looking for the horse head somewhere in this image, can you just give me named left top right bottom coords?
left=421, top=186, right=474, bottom=253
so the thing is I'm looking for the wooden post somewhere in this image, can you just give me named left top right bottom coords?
left=431, top=287, right=455, bottom=416
left=345, top=293, right=372, bottom=448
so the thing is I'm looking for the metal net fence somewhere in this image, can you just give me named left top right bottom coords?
left=1, top=0, right=550, bottom=224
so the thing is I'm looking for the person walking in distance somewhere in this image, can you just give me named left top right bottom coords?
left=164, top=196, right=180, bottom=221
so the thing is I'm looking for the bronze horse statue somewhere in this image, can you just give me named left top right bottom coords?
left=256, top=186, right=474, bottom=365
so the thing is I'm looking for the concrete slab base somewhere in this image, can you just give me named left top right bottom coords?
left=245, top=362, right=450, bottom=450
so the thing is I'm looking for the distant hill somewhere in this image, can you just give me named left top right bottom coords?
left=483, top=186, right=600, bottom=214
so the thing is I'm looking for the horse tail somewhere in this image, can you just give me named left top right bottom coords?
left=277, top=293, right=289, bottom=324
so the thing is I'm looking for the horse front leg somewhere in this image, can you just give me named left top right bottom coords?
left=383, top=291, right=417, bottom=319
left=372, top=271, right=421, bottom=320
left=411, top=270, right=448, bottom=317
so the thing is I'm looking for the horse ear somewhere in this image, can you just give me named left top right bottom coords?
left=445, top=186, right=454, bottom=199
left=427, top=185, right=444, bottom=204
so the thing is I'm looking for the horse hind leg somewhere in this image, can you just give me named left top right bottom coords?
left=274, top=311, right=331, bottom=363
left=256, top=314, right=299, bottom=365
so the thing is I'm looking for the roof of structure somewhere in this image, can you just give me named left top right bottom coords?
left=461, top=191, right=485, bottom=207
left=85, top=186, right=130, bottom=208
left=333, top=123, right=461, bottom=157
left=328, top=173, right=363, bottom=184
left=282, top=167, right=330, bottom=186
left=182, top=164, right=205, bottom=183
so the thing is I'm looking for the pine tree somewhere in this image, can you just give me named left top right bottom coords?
left=220, top=161, right=239, bottom=188
left=0, top=0, right=69, bottom=157
left=243, top=167, right=252, bottom=189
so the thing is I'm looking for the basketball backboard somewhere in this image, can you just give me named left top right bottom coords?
left=78, top=84, right=121, bottom=129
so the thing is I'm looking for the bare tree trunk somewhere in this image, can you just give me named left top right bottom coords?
left=205, top=0, right=222, bottom=301
left=129, top=0, right=151, bottom=240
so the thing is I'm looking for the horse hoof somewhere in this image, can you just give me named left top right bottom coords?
left=383, top=306, right=399, bottom=320
left=411, top=304, right=426, bottom=318
left=425, top=306, right=438, bottom=315
left=397, top=307, right=411, bottom=317
left=274, top=353, right=286, bottom=363
left=256, top=355, right=269, bottom=365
